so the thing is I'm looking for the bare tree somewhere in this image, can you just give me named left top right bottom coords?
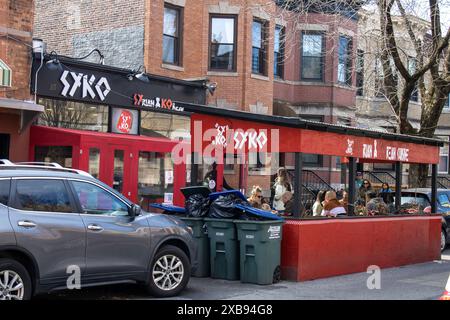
left=251, top=0, right=450, bottom=187
left=375, top=0, right=450, bottom=186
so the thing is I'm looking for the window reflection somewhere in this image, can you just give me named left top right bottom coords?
left=138, top=151, right=174, bottom=211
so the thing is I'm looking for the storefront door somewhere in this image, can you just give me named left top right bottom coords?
left=108, top=145, right=133, bottom=201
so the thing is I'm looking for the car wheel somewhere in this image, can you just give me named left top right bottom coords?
left=147, top=245, right=191, bottom=298
left=0, top=259, right=32, bottom=300
left=441, top=230, right=447, bottom=252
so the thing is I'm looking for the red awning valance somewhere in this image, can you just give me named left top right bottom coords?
left=191, top=113, right=440, bottom=164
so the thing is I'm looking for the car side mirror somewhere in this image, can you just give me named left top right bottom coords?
left=129, top=204, right=142, bottom=218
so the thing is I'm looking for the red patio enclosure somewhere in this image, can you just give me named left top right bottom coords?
left=183, top=103, right=444, bottom=282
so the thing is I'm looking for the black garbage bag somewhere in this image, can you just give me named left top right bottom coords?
left=208, top=194, right=246, bottom=219
left=185, top=194, right=210, bottom=217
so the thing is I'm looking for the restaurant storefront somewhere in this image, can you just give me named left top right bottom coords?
left=181, top=103, right=444, bottom=281
left=30, top=53, right=207, bottom=208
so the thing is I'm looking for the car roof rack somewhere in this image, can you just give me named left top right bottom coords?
left=0, top=159, right=93, bottom=178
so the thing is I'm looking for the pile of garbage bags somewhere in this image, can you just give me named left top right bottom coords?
left=184, top=192, right=263, bottom=220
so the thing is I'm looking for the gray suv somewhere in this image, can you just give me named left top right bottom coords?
left=0, top=161, right=197, bottom=300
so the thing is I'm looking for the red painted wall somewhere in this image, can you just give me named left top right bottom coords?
left=0, top=113, right=30, bottom=162
left=281, top=216, right=441, bottom=281
left=29, top=126, right=187, bottom=206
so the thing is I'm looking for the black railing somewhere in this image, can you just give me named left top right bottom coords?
left=363, top=171, right=396, bottom=186
left=362, top=171, right=383, bottom=184
left=426, top=176, right=449, bottom=189
left=284, top=169, right=335, bottom=216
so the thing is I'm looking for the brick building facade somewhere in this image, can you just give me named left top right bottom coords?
left=0, top=0, right=43, bottom=162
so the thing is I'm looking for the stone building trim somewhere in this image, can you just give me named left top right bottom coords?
left=0, top=27, right=32, bottom=39
left=338, top=27, right=355, bottom=38
left=251, top=7, right=270, bottom=21
left=208, top=1, right=241, bottom=14
left=297, top=24, right=329, bottom=32
left=164, top=0, right=186, bottom=7
left=275, top=18, right=287, bottom=27
left=162, top=63, right=185, bottom=72
left=250, top=74, right=270, bottom=81
left=207, top=71, right=239, bottom=77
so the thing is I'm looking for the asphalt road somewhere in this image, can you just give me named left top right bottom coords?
left=35, top=250, right=450, bottom=300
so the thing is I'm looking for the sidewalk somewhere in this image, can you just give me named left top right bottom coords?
left=37, top=251, right=450, bottom=300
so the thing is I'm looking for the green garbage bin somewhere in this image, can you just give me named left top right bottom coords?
left=179, top=217, right=210, bottom=277
left=234, top=220, right=284, bottom=285
left=204, top=218, right=239, bottom=280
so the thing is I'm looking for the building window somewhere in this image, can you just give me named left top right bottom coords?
left=445, top=94, right=450, bottom=110
left=301, top=32, right=324, bottom=81
left=274, top=25, right=284, bottom=78
left=338, top=36, right=352, bottom=85
left=163, top=5, right=182, bottom=65
left=210, top=16, right=236, bottom=71
left=252, top=19, right=268, bottom=75
left=140, top=111, right=190, bottom=140
left=0, top=59, right=12, bottom=87
left=356, top=49, right=364, bottom=96
left=408, top=57, right=418, bottom=102
left=138, top=151, right=174, bottom=210
left=38, top=98, right=109, bottom=132
left=35, top=146, right=73, bottom=168
left=439, top=136, right=449, bottom=174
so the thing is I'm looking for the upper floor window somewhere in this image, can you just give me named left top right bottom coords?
left=408, top=57, right=418, bottom=102
left=274, top=25, right=285, bottom=79
left=356, top=49, right=364, bottom=96
left=301, top=32, right=324, bottom=81
left=163, top=5, right=182, bottom=65
left=445, top=93, right=450, bottom=110
left=210, top=16, right=236, bottom=71
left=338, top=35, right=352, bottom=85
left=252, top=19, right=268, bottom=75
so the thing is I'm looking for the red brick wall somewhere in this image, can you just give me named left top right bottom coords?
left=273, top=12, right=358, bottom=109
left=0, top=112, right=31, bottom=161
left=145, top=0, right=275, bottom=114
left=0, top=0, right=35, bottom=161
left=0, top=0, right=34, bottom=101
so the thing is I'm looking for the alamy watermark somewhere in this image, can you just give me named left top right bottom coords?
left=366, top=265, right=381, bottom=290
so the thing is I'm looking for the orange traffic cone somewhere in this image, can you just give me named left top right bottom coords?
left=439, top=274, right=450, bottom=300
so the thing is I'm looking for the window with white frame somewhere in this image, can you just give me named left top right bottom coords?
left=438, top=136, right=449, bottom=174
left=0, top=59, right=12, bottom=87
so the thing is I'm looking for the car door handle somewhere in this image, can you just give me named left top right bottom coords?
left=87, top=224, right=103, bottom=232
left=17, top=221, right=37, bottom=228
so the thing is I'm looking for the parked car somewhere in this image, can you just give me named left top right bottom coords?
left=0, top=161, right=197, bottom=300
left=392, top=188, right=450, bottom=252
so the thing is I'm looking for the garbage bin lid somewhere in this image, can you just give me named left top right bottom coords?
left=209, top=189, right=248, bottom=202
left=180, top=186, right=212, bottom=198
left=235, top=204, right=284, bottom=221
left=149, top=203, right=187, bottom=214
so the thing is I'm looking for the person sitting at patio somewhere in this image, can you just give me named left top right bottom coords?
left=321, top=191, right=347, bottom=217
left=339, top=190, right=349, bottom=212
left=358, top=179, right=373, bottom=205
left=312, top=190, right=326, bottom=216
left=247, top=185, right=263, bottom=209
left=273, top=167, right=293, bottom=211
left=366, top=191, right=389, bottom=216
left=281, top=191, right=294, bottom=216
left=378, top=183, right=394, bottom=205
